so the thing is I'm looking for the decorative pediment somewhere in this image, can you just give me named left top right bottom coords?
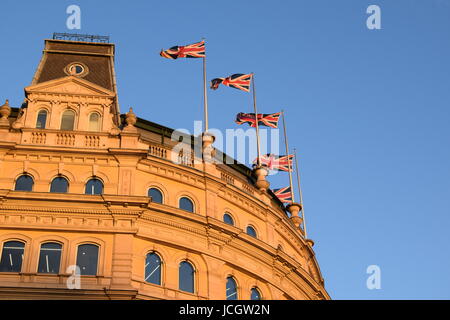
left=25, top=76, right=115, bottom=98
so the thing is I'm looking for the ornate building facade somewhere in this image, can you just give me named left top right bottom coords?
left=0, top=36, right=330, bottom=300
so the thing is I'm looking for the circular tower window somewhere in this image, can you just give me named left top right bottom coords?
left=65, top=62, right=89, bottom=77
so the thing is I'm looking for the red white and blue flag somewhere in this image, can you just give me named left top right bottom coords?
left=235, top=112, right=281, bottom=128
left=253, top=154, right=294, bottom=172
left=160, top=40, right=205, bottom=59
left=273, top=187, right=293, bottom=204
left=210, top=73, right=252, bottom=92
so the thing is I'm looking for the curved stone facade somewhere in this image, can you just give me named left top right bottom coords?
left=0, top=37, right=329, bottom=300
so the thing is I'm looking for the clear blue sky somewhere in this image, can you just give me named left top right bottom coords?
left=1, top=0, right=449, bottom=299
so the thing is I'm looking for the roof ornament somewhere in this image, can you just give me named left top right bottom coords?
left=0, top=99, right=11, bottom=127
left=122, top=107, right=138, bottom=133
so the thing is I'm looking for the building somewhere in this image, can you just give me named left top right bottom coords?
left=0, top=35, right=330, bottom=300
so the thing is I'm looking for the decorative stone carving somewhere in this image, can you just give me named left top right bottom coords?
left=202, top=132, right=216, bottom=163
left=287, top=203, right=303, bottom=228
left=252, top=165, right=270, bottom=191
left=123, top=107, right=138, bottom=133
left=0, top=100, right=11, bottom=127
left=12, top=107, right=26, bottom=130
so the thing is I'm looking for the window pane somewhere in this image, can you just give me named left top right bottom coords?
left=226, top=277, right=238, bottom=300
left=50, top=177, right=69, bottom=193
left=251, top=288, right=262, bottom=300
left=61, top=110, right=75, bottom=131
left=246, top=226, right=257, bottom=238
left=179, top=197, right=194, bottom=213
left=223, top=214, right=234, bottom=226
left=88, top=113, right=100, bottom=132
left=36, top=110, right=47, bottom=129
left=76, top=244, right=99, bottom=276
left=15, top=175, right=34, bottom=192
left=38, top=243, right=62, bottom=274
left=0, top=241, right=25, bottom=273
left=145, top=253, right=161, bottom=285
left=148, top=188, right=163, bottom=204
left=179, top=261, right=194, bottom=293
left=85, top=179, right=103, bottom=195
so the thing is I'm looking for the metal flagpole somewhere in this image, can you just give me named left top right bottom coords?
left=252, top=74, right=262, bottom=166
left=294, top=148, right=307, bottom=238
left=281, top=110, right=295, bottom=203
left=202, top=39, right=209, bottom=132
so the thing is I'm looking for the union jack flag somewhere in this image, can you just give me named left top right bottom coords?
left=160, top=40, right=205, bottom=59
left=273, top=187, right=293, bottom=204
left=235, top=112, right=281, bottom=128
left=210, top=73, right=252, bottom=92
left=253, top=154, right=294, bottom=172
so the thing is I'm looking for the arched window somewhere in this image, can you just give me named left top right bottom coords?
left=37, top=243, right=62, bottom=274
left=88, top=113, right=101, bottom=132
left=246, top=225, right=257, bottom=238
left=76, top=244, right=99, bottom=276
left=179, top=197, right=194, bottom=213
left=15, top=175, right=34, bottom=192
left=226, top=276, right=238, bottom=300
left=36, top=110, right=48, bottom=129
left=50, top=177, right=69, bottom=193
left=85, top=178, right=103, bottom=195
left=223, top=213, right=234, bottom=226
left=60, top=110, right=75, bottom=131
left=251, top=287, right=262, bottom=300
left=0, top=241, right=25, bottom=273
left=148, top=188, right=163, bottom=204
left=145, top=252, right=162, bottom=285
left=179, top=261, right=195, bottom=293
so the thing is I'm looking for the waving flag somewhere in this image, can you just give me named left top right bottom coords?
left=273, top=187, right=293, bottom=204
left=160, top=40, right=205, bottom=59
left=253, top=154, right=294, bottom=172
left=210, top=73, right=252, bottom=92
left=235, top=112, right=281, bottom=128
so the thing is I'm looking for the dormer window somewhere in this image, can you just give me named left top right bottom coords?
left=61, top=110, right=75, bottom=131
left=88, top=112, right=101, bottom=132
left=36, top=110, right=48, bottom=129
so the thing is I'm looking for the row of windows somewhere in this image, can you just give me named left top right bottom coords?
left=0, top=241, right=98, bottom=276
left=0, top=241, right=262, bottom=299
left=145, top=252, right=262, bottom=300
left=36, top=109, right=101, bottom=132
left=15, top=175, right=104, bottom=195
left=15, top=175, right=259, bottom=238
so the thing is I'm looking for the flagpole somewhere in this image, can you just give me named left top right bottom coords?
left=281, top=110, right=295, bottom=203
left=202, top=38, right=209, bottom=132
left=252, top=74, right=261, bottom=166
left=294, top=148, right=307, bottom=238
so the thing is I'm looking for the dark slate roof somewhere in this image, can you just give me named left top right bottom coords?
left=33, top=40, right=116, bottom=93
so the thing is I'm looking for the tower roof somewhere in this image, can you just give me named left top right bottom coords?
left=31, top=36, right=120, bottom=118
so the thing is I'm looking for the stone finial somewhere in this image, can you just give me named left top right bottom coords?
left=125, top=107, right=137, bottom=127
left=0, top=99, right=11, bottom=127
left=202, top=132, right=216, bottom=162
left=287, top=203, right=303, bottom=228
left=252, top=165, right=270, bottom=192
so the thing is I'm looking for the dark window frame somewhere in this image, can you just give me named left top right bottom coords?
left=37, top=242, right=63, bottom=274
left=144, top=252, right=162, bottom=285
left=148, top=188, right=163, bottom=204
left=15, top=174, right=34, bottom=192
left=179, top=260, right=195, bottom=293
left=0, top=240, right=25, bottom=273
left=179, top=197, right=194, bottom=213
left=76, top=243, right=99, bottom=276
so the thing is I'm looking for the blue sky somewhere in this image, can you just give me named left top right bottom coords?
left=1, top=0, right=449, bottom=299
